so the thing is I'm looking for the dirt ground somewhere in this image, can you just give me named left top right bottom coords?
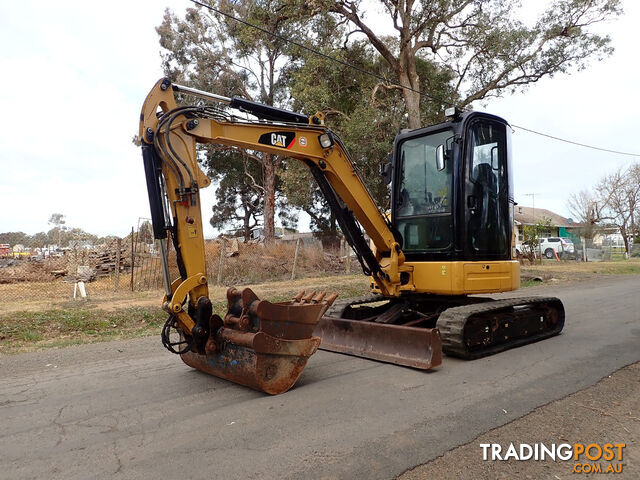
left=399, top=362, right=640, bottom=479
left=0, top=274, right=368, bottom=315
left=2, top=260, right=637, bottom=314
left=522, top=259, right=640, bottom=275
left=0, top=274, right=371, bottom=354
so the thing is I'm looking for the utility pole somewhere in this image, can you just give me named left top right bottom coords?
left=523, top=193, right=539, bottom=221
left=523, top=193, right=541, bottom=263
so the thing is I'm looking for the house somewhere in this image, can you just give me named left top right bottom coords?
left=592, top=227, right=628, bottom=248
left=513, top=206, right=583, bottom=246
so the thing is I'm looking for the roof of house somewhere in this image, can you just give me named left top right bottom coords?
left=514, top=206, right=580, bottom=228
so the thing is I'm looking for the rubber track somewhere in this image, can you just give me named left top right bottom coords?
left=437, top=296, right=565, bottom=359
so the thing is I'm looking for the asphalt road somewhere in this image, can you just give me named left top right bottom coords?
left=2, top=275, right=639, bottom=480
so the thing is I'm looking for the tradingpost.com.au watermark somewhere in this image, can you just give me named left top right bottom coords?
left=481, top=443, right=627, bottom=474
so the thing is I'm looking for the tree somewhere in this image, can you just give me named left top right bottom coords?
left=281, top=33, right=392, bottom=245
left=596, top=163, right=640, bottom=255
left=521, top=217, right=553, bottom=264
left=157, top=1, right=300, bottom=243
left=303, top=0, right=621, bottom=129
left=280, top=15, right=455, bottom=244
left=138, top=221, right=154, bottom=245
left=567, top=189, right=604, bottom=246
left=0, top=231, right=29, bottom=247
left=629, top=164, right=640, bottom=246
left=48, top=213, right=66, bottom=247
left=28, top=232, right=49, bottom=248
left=207, top=148, right=264, bottom=241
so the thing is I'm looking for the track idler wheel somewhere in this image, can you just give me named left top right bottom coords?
left=180, top=288, right=337, bottom=395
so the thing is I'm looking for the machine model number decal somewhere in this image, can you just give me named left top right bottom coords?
left=258, top=131, right=296, bottom=149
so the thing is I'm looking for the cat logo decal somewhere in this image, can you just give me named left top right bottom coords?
left=258, top=131, right=296, bottom=149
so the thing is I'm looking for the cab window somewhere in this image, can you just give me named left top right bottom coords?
left=396, top=129, right=453, bottom=252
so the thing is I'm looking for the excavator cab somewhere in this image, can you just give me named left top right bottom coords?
left=391, top=111, right=513, bottom=263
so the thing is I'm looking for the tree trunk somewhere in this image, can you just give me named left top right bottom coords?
left=263, top=154, right=276, bottom=243
left=621, top=225, right=629, bottom=255
left=403, top=87, right=422, bottom=130
left=398, top=51, right=422, bottom=130
left=243, top=211, right=251, bottom=243
left=323, top=214, right=341, bottom=250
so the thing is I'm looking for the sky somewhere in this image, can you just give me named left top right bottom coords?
left=0, top=0, right=638, bottom=239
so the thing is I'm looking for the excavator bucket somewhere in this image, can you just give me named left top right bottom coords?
left=180, top=288, right=337, bottom=395
left=314, top=317, right=442, bottom=370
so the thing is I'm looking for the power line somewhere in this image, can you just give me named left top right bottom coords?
left=187, top=0, right=640, bottom=159
left=188, top=0, right=451, bottom=106
left=511, top=124, right=640, bottom=157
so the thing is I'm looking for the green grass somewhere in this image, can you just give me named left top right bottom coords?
left=598, top=263, right=640, bottom=275
left=0, top=283, right=373, bottom=354
left=520, top=278, right=543, bottom=288
left=0, top=306, right=167, bottom=353
left=18, top=329, right=44, bottom=342
left=0, top=273, right=373, bottom=354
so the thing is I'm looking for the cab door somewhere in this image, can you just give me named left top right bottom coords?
left=464, top=119, right=511, bottom=260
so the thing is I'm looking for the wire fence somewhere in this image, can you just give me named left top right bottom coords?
left=516, top=237, right=640, bottom=264
left=0, top=232, right=357, bottom=311
left=2, top=229, right=639, bottom=313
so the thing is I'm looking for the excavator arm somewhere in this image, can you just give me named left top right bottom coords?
left=139, top=78, right=413, bottom=307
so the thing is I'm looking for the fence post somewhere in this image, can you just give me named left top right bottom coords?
left=130, top=227, right=134, bottom=291
left=114, top=238, right=121, bottom=291
left=345, top=245, right=352, bottom=273
left=217, top=238, right=226, bottom=285
left=291, top=238, right=301, bottom=280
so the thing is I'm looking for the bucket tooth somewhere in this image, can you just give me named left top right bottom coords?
left=312, top=292, right=326, bottom=303
left=325, top=292, right=339, bottom=305
left=180, top=288, right=335, bottom=394
left=301, top=291, right=316, bottom=303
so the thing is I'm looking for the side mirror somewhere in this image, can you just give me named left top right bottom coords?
left=490, top=145, right=499, bottom=170
left=436, top=144, right=445, bottom=171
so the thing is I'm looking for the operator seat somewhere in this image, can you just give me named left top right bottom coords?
left=470, top=163, right=499, bottom=252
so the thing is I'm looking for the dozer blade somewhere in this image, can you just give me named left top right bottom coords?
left=314, top=317, right=442, bottom=370
left=180, top=288, right=336, bottom=395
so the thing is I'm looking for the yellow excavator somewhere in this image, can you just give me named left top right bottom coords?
left=138, top=78, right=564, bottom=394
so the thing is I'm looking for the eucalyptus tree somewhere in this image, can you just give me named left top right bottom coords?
left=298, top=0, right=622, bottom=129
left=157, top=0, right=301, bottom=242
